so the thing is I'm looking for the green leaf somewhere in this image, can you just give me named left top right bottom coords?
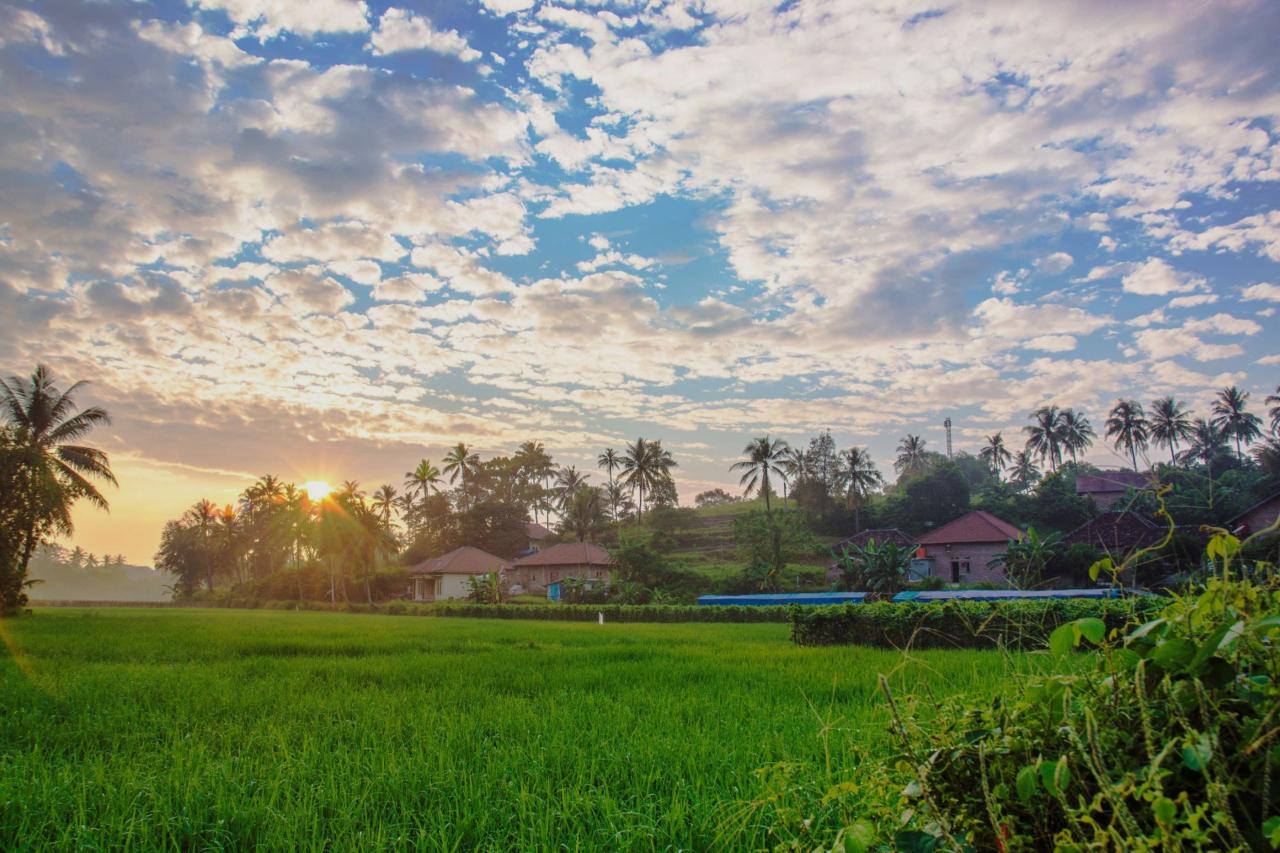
left=1206, top=532, right=1240, bottom=562
left=894, top=829, right=941, bottom=853
left=1088, top=556, right=1112, bottom=582
left=1261, top=815, right=1280, bottom=848
left=1181, top=733, right=1213, bottom=773
left=1050, top=623, right=1077, bottom=659
left=1016, top=765, right=1038, bottom=803
left=1151, top=637, right=1197, bottom=670
left=1039, top=758, right=1065, bottom=797
left=841, top=820, right=876, bottom=853
left=1127, top=618, right=1167, bottom=642
left=1076, top=617, right=1106, bottom=645
left=1153, top=797, right=1176, bottom=825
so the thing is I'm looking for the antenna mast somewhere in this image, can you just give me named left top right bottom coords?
left=944, top=417, right=953, bottom=460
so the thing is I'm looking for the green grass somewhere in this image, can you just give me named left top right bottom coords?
left=1, top=608, right=1030, bottom=849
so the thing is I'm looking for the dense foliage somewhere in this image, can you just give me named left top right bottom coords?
left=790, top=597, right=1164, bottom=649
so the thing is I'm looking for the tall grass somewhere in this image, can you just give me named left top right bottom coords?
left=2, top=608, right=1029, bottom=849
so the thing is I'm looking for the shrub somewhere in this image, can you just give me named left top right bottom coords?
left=789, top=597, right=1164, bottom=649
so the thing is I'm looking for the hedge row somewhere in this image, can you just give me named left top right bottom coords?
left=260, top=599, right=793, bottom=623
left=789, top=596, right=1166, bottom=648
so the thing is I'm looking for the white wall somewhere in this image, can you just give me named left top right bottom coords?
left=438, top=573, right=474, bottom=600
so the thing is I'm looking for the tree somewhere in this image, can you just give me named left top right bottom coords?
left=894, top=434, right=928, bottom=478
left=1211, top=386, right=1263, bottom=462
left=370, top=484, right=398, bottom=530
left=731, top=509, right=814, bottom=592
left=979, top=432, right=1012, bottom=477
left=1105, top=399, right=1149, bottom=471
left=1251, top=438, right=1280, bottom=477
left=833, top=538, right=912, bottom=596
left=778, top=445, right=807, bottom=508
left=1267, top=384, right=1280, bottom=437
left=1180, top=418, right=1230, bottom=509
left=991, top=527, right=1060, bottom=589
left=1009, top=451, right=1040, bottom=492
left=465, top=571, right=504, bottom=604
left=1059, top=408, right=1095, bottom=463
left=554, top=466, right=588, bottom=512
left=557, top=485, right=607, bottom=542
left=841, top=446, right=883, bottom=533
left=1023, top=405, right=1063, bottom=472
left=621, top=437, right=676, bottom=519
left=597, top=448, right=620, bottom=519
left=403, top=459, right=442, bottom=507
left=0, top=365, right=117, bottom=612
left=694, top=488, right=737, bottom=508
left=730, top=436, right=789, bottom=515
left=443, top=443, right=480, bottom=508
left=1149, top=397, right=1193, bottom=465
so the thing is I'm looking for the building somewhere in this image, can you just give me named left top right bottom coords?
left=408, top=546, right=511, bottom=602
left=1227, top=491, right=1280, bottom=539
left=916, top=510, right=1024, bottom=585
left=1075, top=470, right=1151, bottom=511
left=1063, top=510, right=1168, bottom=555
left=522, top=521, right=551, bottom=556
left=826, top=528, right=917, bottom=586
left=511, top=541, right=614, bottom=595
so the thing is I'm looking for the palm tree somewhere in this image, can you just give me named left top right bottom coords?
left=597, top=448, right=620, bottom=519
left=183, top=498, right=220, bottom=591
left=403, top=459, right=442, bottom=505
left=558, top=485, right=606, bottom=542
left=1149, top=397, right=1194, bottom=465
left=554, top=466, right=588, bottom=512
left=370, top=484, right=398, bottom=528
left=1211, top=386, right=1263, bottom=461
left=842, top=447, right=883, bottom=533
left=1009, top=451, right=1040, bottom=492
left=979, top=433, right=1012, bottom=477
left=778, top=445, right=807, bottom=508
left=1267, top=385, right=1280, bottom=437
left=894, top=434, right=928, bottom=478
left=1023, top=406, right=1063, bottom=472
left=1105, top=399, right=1149, bottom=471
left=620, top=438, right=677, bottom=519
left=0, top=365, right=117, bottom=600
left=338, top=480, right=363, bottom=500
left=730, top=436, right=789, bottom=514
left=1181, top=418, right=1229, bottom=508
left=1252, top=438, right=1280, bottom=477
left=515, top=440, right=554, bottom=524
left=442, top=443, right=480, bottom=496
left=1059, top=409, right=1095, bottom=464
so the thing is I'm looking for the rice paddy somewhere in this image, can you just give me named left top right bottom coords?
left=1, top=608, right=1028, bottom=849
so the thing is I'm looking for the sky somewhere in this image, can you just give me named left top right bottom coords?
left=1, top=0, right=1278, bottom=564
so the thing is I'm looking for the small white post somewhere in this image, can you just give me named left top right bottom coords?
left=598, top=611, right=604, bottom=625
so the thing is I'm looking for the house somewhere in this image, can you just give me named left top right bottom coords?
left=826, top=528, right=917, bottom=585
left=1227, top=491, right=1280, bottom=539
left=408, top=546, right=511, bottom=602
left=1075, top=470, right=1151, bottom=511
left=1063, top=510, right=1168, bottom=554
left=916, top=510, right=1024, bottom=585
left=521, top=521, right=551, bottom=556
left=511, top=541, right=614, bottom=595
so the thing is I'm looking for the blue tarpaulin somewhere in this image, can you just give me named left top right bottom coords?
left=697, top=592, right=869, bottom=607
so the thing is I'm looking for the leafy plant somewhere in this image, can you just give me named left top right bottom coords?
left=833, top=538, right=914, bottom=597
left=991, top=526, right=1061, bottom=589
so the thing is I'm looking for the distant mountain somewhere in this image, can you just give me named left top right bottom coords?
left=27, top=545, right=172, bottom=602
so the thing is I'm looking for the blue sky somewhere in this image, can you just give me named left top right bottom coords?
left=1, top=0, right=1277, bottom=560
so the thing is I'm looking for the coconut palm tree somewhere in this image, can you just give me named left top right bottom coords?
left=403, top=459, right=442, bottom=505
left=183, top=498, right=220, bottom=591
left=894, top=434, right=928, bottom=478
left=1267, top=385, right=1280, bottom=437
left=1023, top=405, right=1064, bottom=472
left=730, top=436, right=789, bottom=515
left=1009, top=451, right=1040, bottom=492
left=554, top=466, right=588, bottom=512
left=558, top=485, right=606, bottom=542
left=841, top=446, right=883, bottom=533
left=442, top=443, right=480, bottom=493
left=778, top=445, right=807, bottom=508
left=1211, top=386, right=1263, bottom=462
left=1149, top=397, right=1194, bottom=465
left=338, top=480, right=363, bottom=500
left=620, top=437, right=676, bottom=519
left=597, top=448, right=620, bottom=519
left=1105, top=399, right=1149, bottom=471
left=1252, top=438, right=1280, bottom=477
left=1181, top=418, right=1229, bottom=508
left=0, top=365, right=117, bottom=604
left=1059, top=408, right=1095, bottom=464
left=370, top=484, right=398, bottom=528
left=979, top=432, right=1012, bottom=477
left=515, top=440, right=554, bottom=524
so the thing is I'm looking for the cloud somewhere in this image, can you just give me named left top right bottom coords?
left=1121, top=258, right=1207, bottom=296
left=1242, top=282, right=1280, bottom=302
left=369, top=8, right=482, bottom=61
left=193, top=0, right=369, bottom=38
left=1036, top=252, right=1074, bottom=274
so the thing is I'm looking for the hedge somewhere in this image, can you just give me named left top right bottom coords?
left=259, top=599, right=793, bottom=623
left=789, top=596, right=1165, bottom=648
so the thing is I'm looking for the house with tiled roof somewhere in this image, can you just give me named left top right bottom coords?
left=1227, top=491, right=1280, bottom=540
left=1063, top=510, right=1167, bottom=554
left=408, top=546, right=511, bottom=602
left=916, top=510, right=1024, bottom=585
left=511, top=542, right=614, bottom=596
left=524, top=521, right=551, bottom=554
left=1075, top=470, right=1151, bottom=510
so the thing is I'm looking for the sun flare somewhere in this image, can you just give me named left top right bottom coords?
left=304, top=480, right=331, bottom=501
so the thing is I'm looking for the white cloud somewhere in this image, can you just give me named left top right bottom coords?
left=194, top=0, right=369, bottom=38
left=1036, top=252, right=1074, bottom=274
left=369, top=8, right=481, bottom=61
left=1167, top=294, right=1218, bottom=309
left=1241, top=282, right=1280, bottom=302
left=1121, top=258, right=1206, bottom=296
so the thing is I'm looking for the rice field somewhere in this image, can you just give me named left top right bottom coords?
left=0, top=609, right=1030, bottom=849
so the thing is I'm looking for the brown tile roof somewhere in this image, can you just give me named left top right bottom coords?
left=513, top=541, right=614, bottom=568
left=526, top=521, right=551, bottom=540
left=409, top=546, right=512, bottom=576
left=1063, top=510, right=1165, bottom=552
left=1075, top=471, right=1150, bottom=495
left=917, top=510, right=1023, bottom=545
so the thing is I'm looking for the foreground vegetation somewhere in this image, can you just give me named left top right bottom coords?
left=0, top=609, right=1024, bottom=849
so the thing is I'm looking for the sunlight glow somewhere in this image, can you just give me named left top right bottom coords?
left=304, top=481, right=332, bottom=501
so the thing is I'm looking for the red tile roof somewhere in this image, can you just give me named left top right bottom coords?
left=526, top=521, right=551, bottom=540
left=409, top=546, right=511, bottom=576
left=917, top=511, right=1023, bottom=545
left=513, top=542, right=613, bottom=568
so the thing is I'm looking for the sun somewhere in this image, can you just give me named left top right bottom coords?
left=304, top=480, right=332, bottom=501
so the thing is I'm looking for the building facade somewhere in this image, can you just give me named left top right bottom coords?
left=916, top=510, right=1023, bottom=585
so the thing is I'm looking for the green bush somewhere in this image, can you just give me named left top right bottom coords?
left=887, top=530, right=1280, bottom=850
left=789, top=597, right=1164, bottom=649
